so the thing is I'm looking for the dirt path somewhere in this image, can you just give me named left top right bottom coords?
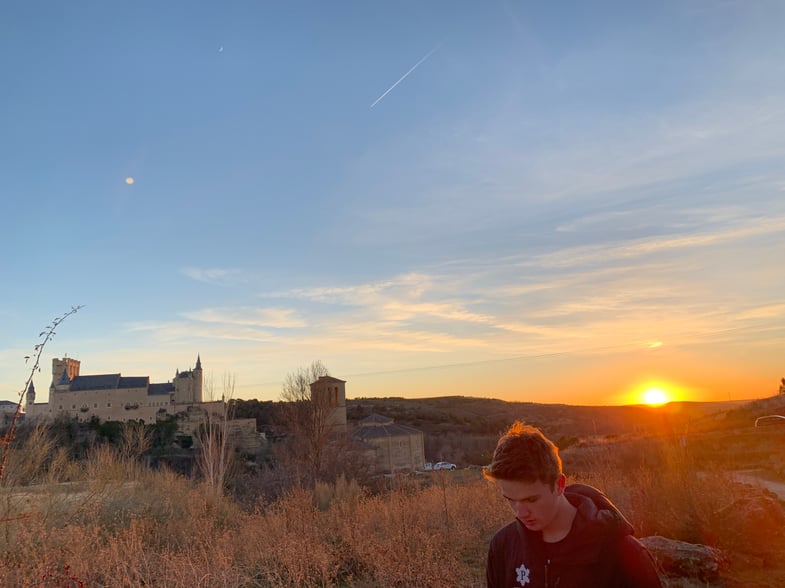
left=731, top=470, right=785, bottom=500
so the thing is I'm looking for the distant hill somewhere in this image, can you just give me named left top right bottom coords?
left=347, top=395, right=752, bottom=439
left=232, top=394, right=784, bottom=466
left=346, top=395, right=785, bottom=466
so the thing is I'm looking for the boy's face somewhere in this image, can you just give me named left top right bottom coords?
left=497, top=474, right=566, bottom=534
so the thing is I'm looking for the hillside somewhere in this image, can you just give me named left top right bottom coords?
left=230, top=392, right=785, bottom=472
left=346, top=394, right=785, bottom=468
left=347, top=395, right=743, bottom=439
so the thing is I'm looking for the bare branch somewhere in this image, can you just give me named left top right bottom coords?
left=0, top=305, right=83, bottom=484
left=196, top=373, right=237, bottom=500
left=278, top=360, right=338, bottom=479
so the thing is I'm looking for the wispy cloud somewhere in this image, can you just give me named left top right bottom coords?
left=524, top=215, right=785, bottom=270
left=380, top=301, right=494, bottom=324
left=735, top=304, right=785, bottom=321
left=182, top=307, right=307, bottom=329
left=277, top=273, right=434, bottom=306
left=126, top=320, right=279, bottom=344
left=126, top=305, right=308, bottom=345
left=340, top=86, right=785, bottom=257
left=180, top=267, right=248, bottom=286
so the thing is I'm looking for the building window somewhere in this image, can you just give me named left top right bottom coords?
left=94, top=403, right=98, bottom=408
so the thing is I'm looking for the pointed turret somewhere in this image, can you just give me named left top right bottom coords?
left=26, top=380, right=36, bottom=407
left=194, top=354, right=203, bottom=402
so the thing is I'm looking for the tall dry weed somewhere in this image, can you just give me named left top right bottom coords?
left=314, top=473, right=364, bottom=511
left=1, top=425, right=54, bottom=487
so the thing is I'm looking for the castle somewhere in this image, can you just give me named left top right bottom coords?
left=25, top=355, right=223, bottom=424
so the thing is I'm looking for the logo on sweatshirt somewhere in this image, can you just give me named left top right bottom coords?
left=515, top=562, right=531, bottom=586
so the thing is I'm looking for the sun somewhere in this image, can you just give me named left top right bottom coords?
left=642, top=387, right=670, bottom=406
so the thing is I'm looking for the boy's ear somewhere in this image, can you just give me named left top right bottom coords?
left=556, top=473, right=567, bottom=494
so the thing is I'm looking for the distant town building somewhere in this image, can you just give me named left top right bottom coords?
left=352, top=413, right=425, bottom=474
left=1, top=399, right=18, bottom=427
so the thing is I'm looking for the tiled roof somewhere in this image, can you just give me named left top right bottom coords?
left=63, top=372, right=177, bottom=396
left=352, top=422, right=423, bottom=441
left=0, top=400, right=17, bottom=413
left=119, top=376, right=149, bottom=389
left=69, top=374, right=121, bottom=391
left=313, top=376, right=346, bottom=384
left=359, top=413, right=394, bottom=425
left=149, top=383, right=175, bottom=396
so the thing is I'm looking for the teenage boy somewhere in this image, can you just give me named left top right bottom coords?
left=484, top=421, right=662, bottom=588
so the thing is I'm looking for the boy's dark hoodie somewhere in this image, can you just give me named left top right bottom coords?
left=486, top=484, right=663, bottom=588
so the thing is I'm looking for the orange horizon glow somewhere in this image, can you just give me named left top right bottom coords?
left=10, top=339, right=776, bottom=409
left=340, top=350, right=772, bottom=407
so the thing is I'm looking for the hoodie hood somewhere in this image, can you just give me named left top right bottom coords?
left=565, top=483, right=635, bottom=535
left=524, top=483, right=636, bottom=566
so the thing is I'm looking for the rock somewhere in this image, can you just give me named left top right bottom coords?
left=640, top=535, right=723, bottom=584
left=714, top=489, right=785, bottom=559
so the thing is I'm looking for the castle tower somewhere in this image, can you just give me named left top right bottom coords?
left=173, top=355, right=203, bottom=405
left=310, top=376, right=347, bottom=433
left=50, top=357, right=80, bottom=394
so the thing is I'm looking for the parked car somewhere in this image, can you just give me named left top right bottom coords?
left=434, top=461, right=457, bottom=470
left=423, top=462, right=433, bottom=471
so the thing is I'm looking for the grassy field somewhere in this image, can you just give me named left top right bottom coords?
left=1, top=408, right=784, bottom=586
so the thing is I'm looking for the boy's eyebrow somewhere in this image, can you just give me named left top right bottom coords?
left=502, top=492, right=539, bottom=502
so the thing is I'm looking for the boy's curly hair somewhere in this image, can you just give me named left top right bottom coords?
left=482, top=421, right=562, bottom=488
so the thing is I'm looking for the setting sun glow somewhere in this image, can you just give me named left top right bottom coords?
left=642, top=387, right=670, bottom=406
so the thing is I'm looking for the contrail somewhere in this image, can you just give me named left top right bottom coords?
left=370, top=44, right=441, bottom=109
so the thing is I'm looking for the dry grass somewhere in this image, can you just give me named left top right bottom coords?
left=1, top=429, right=784, bottom=586
left=0, top=434, right=509, bottom=587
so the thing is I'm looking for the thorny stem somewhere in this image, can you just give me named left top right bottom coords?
left=0, top=305, right=82, bottom=484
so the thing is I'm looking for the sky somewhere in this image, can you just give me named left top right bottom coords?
left=2, top=1, right=785, bottom=407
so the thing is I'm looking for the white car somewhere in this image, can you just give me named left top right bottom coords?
left=434, top=461, right=457, bottom=471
